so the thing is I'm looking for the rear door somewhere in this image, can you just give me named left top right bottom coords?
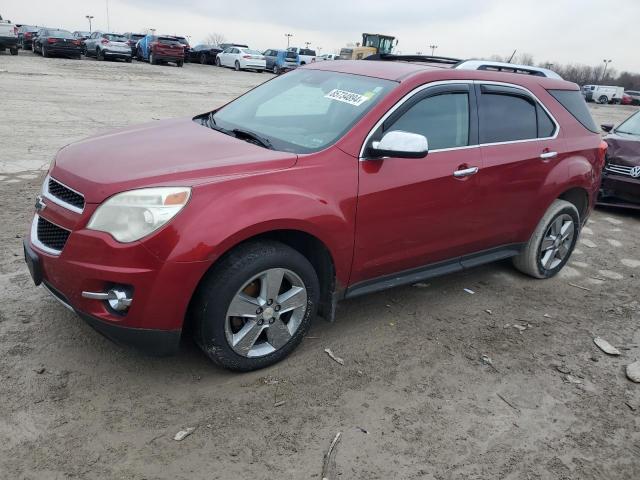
left=352, top=82, right=485, bottom=284
left=476, top=83, right=565, bottom=246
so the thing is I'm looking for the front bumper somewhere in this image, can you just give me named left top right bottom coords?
left=598, top=172, right=640, bottom=209
left=24, top=206, right=212, bottom=355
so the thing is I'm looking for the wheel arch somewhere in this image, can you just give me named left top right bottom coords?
left=558, top=187, right=589, bottom=222
left=184, top=228, right=340, bottom=336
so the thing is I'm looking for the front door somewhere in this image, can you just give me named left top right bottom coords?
left=351, top=83, right=485, bottom=285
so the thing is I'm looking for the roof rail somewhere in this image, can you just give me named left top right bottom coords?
left=454, top=60, right=562, bottom=79
left=365, top=53, right=462, bottom=65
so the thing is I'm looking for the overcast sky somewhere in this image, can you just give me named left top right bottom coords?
left=3, top=0, right=638, bottom=72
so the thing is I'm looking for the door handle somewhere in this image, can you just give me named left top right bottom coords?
left=540, top=151, right=558, bottom=160
left=453, top=166, right=479, bottom=178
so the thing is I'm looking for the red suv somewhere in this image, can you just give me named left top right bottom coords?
left=24, top=58, right=606, bottom=371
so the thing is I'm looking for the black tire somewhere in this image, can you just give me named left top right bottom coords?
left=97, top=49, right=104, bottom=61
left=125, top=57, right=132, bottom=63
left=200, top=53, right=207, bottom=65
left=9, top=47, right=18, bottom=56
left=598, top=95, right=608, bottom=104
left=234, top=60, right=240, bottom=71
left=150, top=52, right=156, bottom=65
left=192, top=240, right=320, bottom=371
left=176, top=60, right=184, bottom=67
left=512, top=199, right=580, bottom=279
left=75, top=54, right=81, bottom=60
left=42, top=46, right=48, bottom=57
left=215, top=57, right=221, bottom=67
left=273, top=65, right=279, bottom=74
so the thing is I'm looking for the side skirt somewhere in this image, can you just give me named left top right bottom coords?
left=344, top=244, right=524, bottom=299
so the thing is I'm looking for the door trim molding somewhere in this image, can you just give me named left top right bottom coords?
left=344, top=243, right=524, bottom=299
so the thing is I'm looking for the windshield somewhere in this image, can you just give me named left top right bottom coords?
left=104, top=34, right=126, bottom=42
left=206, top=69, right=395, bottom=154
left=50, top=30, right=74, bottom=39
left=616, top=111, right=640, bottom=136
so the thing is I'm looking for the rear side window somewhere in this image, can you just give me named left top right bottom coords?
left=480, top=94, right=537, bottom=143
left=387, top=93, right=470, bottom=150
left=548, top=89, right=598, bottom=133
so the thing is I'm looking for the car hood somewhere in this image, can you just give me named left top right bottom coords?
left=51, top=118, right=298, bottom=203
left=605, top=132, right=640, bottom=167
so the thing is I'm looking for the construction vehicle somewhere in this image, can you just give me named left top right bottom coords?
left=339, top=33, right=397, bottom=60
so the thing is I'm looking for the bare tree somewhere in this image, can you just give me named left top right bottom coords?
left=205, top=32, right=226, bottom=47
left=515, top=53, right=534, bottom=66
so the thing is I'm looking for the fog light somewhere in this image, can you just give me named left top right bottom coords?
left=82, top=288, right=133, bottom=312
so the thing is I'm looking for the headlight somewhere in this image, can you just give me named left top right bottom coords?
left=87, top=187, right=191, bottom=242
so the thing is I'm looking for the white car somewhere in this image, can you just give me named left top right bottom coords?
left=287, top=47, right=316, bottom=65
left=215, top=47, right=266, bottom=71
left=317, top=53, right=340, bottom=61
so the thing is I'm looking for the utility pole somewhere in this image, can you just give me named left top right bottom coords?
left=601, top=59, right=612, bottom=82
left=85, top=15, right=94, bottom=33
left=105, top=0, right=110, bottom=32
left=285, top=33, right=293, bottom=49
left=429, top=44, right=438, bottom=56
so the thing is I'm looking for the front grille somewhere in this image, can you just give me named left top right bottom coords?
left=37, top=217, right=71, bottom=252
left=48, top=177, right=85, bottom=210
left=605, top=163, right=640, bottom=178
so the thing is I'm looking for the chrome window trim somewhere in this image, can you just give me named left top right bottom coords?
left=359, top=79, right=560, bottom=160
left=30, top=214, right=68, bottom=256
left=42, top=174, right=85, bottom=214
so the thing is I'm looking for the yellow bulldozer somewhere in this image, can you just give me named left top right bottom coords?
left=339, top=33, right=397, bottom=60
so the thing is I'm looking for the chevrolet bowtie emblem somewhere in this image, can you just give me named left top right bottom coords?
left=35, top=195, right=46, bottom=212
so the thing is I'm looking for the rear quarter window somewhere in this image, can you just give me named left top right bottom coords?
left=548, top=90, right=599, bottom=133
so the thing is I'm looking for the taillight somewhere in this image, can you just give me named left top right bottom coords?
left=47, top=38, right=57, bottom=44
left=242, top=55, right=251, bottom=59
left=598, top=140, right=608, bottom=169
left=101, top=39, right=109, bottom=45
left=25, top=32, right=32, bottom=39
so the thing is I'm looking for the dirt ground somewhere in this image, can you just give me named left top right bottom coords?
left=1, top=51, right=639, bottom=480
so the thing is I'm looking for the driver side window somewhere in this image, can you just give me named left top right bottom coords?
left=385, top=93, right=470, bottom=151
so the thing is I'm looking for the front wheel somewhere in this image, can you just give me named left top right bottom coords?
left=9, top=46, right=18, bottom=55
left=215, top=57, right=221, bottom=67
left=150, top=52, right=156, bottom=65
left=97, top=49, right=104, bottom=61
left=42, top=46, right=48, bottom=57
left=193, top=241, right=319, bottom=371
left=273, top=65, right=279, bottom=74
left=512, top=199, right=580, bottom=279
left=176, top=60, right=184, bottom=67
left=598, top=95, right=608, bottom=104
left=200, top=53, right=207, bottom=65
left=234, top=60, right=240, bottom=71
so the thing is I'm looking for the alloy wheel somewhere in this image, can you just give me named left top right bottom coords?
left=539, top=214, right=574, bottom=270
left=224, top=268, right=308, bottom=358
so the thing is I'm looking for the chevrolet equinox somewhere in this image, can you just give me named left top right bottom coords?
left=24, top=58, right=606, bottom=371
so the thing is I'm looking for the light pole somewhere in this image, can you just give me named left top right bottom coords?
left=105, top=0, right=110, bottom=32
left=285, top=33, right=293, bottom=48
left=85, top=15, right=94, bottom=33
left=601, top=59, right=612, bottom=82
left=429, top=44, right=438, bottom=56
left=305, top=41, right=311, bottom=49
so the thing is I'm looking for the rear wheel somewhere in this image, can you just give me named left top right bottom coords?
left=97, top=48, right=104, bottom=61
left=234, top=60, right=240, bottom=71
left=176, top=60, right=184, bottom=67
left=200, top=53, right=207, bottom=65
left=193, top=241, right=319, bottom=371
left=125, top=57, right=132, bottom=63
left=9, top=46, right=18, bottom=55
left=215, top=57, right=221, bottom=67
left=150, top=52, right=156, bottom=65
left=273, top=65, right=279, bottom=74
left=598, top=95, right=609, bottom=104
left=512, top=199, right=579, bottom=279
left=42, top=46, right=48, bottom=57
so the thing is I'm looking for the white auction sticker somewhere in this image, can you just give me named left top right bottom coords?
left=324, top=89, right=372, bottom=106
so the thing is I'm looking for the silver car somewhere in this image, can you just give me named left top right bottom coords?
left=83, top=31, right=132, bottom=62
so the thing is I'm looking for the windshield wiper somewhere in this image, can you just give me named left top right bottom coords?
left=231, top=128, right=274, bottom=150
left=614, top=129, right=638, bottom=135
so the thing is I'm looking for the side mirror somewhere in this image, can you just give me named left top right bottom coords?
left=369, top=130, right=429, bottom=159
left=601, top=123, right=614, bottom=133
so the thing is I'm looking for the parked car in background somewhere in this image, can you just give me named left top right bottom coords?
left=582, top=85, right=624, bottom=104
left=625, top=90, right=640, bottom=106
left=188, top=43, right=218, bottom=64
left=83, top=31, right=132, bottom=62
left=25, top=60, right=605, bottom=370
left=136, top=34, right=185, bottom=67
left=317, top=53, right=340, bottom=61
left=0, top=16, right=19, bottom=55
left=216, top=46, right=265, bottom=71
left=263, top=48, right=298, bottom=74
left=599, top=111, right=640, bottom=209
left=287, top=47, right=316, bottom=65
left=32, top=28, right=81, bottom=59
left=122, top=32, right=145, bottom=55
left=72, top=31, right=91, bottom=41
left=219, top=42, right=248, bottom=51
left=18, top=24, right=39, bottom=50
left=170, top=36, right=190, bottom=62
left=621, top=93, right=633, bottom=105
